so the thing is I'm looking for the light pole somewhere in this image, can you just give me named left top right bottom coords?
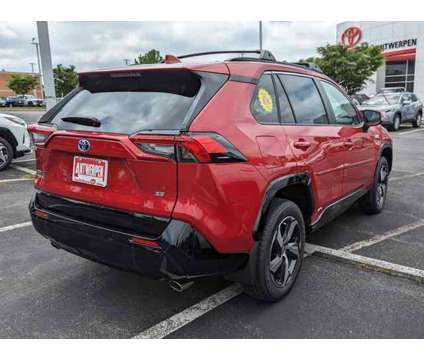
left=29, top=62, right=37, bottom=96
left=31, top=37, right=43, bottom=98
left=259, top=21, right=263, bottom=53
left=36, top=21, right=56, bottom=109
left=31, top=38, right=42, bottom=79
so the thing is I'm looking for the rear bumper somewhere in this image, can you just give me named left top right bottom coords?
left=29, top=191, right=247, bottom=280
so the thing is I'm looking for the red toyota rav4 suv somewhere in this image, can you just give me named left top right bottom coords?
left=29, top=50, right=392, bottom=302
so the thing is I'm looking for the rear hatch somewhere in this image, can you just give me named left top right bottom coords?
left=30, top=66, right=228, bottom=221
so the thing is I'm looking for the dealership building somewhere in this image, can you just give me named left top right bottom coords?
left=0, top=71, right=43, bottom=98
left=337, top=22, right=424, bottom=99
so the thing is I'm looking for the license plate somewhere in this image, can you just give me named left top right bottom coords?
left=72, top=156, right=108, bottom=187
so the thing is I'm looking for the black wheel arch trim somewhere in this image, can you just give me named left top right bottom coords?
left=252, top=173, right=314, bottom=240
left=379, top=143, right=393, bottom=172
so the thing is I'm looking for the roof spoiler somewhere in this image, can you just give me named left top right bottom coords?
left=163, top=50, right=276, bottom=63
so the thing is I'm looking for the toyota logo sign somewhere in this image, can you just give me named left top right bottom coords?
left=78, top=139, right=90, bottom=152
left=341, top=27, right=362, bottom=48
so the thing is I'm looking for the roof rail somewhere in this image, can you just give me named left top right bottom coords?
left=290, top=62, right=323, bottom=73
left=161, top=51, right=325, bottom=75
left=174, top=50, right=276, bottom=62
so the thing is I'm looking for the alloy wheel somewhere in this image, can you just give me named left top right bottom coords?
left=394, top=116, right=400, bottom=131
left=269, top=216, right=300, bottom=287
left=416, top=113, right=422, bottom=127
left=376, top=161, right=389, bottom=209
left=0, top=143, right=9, bottom=167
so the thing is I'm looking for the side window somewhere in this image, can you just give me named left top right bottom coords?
left=278, top=74, right=328, bottom=125
left=251, top=74, right=279, bottom=124
left=274, top=76, right=295, bottom=124
left=411, top=94, right=418, bottom=102
left=401, top=94, right=411, bottom=103
left=320, top=81, right=359, bottom=125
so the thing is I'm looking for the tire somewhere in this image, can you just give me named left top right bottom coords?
left=243, top=199, right=305, bottom=302
left=412, top=112, right=422, bottom=128
left=391, top=114, right=401, bottom=131
left=359, top=157, right=389, bottom=214
left=0, top=136, right=13, bottom=171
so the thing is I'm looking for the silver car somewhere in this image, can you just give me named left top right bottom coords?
left=358, top=92, right=423, bottom=131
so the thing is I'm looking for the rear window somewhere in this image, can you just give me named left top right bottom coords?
left=48, top=70, right=204, bottom=134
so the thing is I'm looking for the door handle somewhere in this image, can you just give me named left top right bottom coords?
left=293, top=140, right=312, bottom=150
left=344, top=139, right=354, bottom=150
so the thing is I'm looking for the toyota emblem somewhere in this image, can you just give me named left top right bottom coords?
left=341, top=27, right=362, bottom=48
left=78, top=139, right=90, bottom=152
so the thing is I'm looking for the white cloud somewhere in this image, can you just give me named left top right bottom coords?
left=0, top=21, right=337, bottom=72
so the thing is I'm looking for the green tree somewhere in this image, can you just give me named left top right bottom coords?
left=7, top=74, right=38, bottom=95
left=302, top=43, right=384, bottom=95
left=54, top=64, right=79, bottom=97
left=134, top=49, right=163, bottom=64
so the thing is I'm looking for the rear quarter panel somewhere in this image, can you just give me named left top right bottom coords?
left=183, top=80, right=298, bottom=253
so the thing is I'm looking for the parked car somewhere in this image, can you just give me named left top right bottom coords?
left=378, top=87, right=405, bottom=93
left=0, top=98, right=6, bottom=107
left=351, top=93, right=370, bottom=105
left=16, top=95, right=45, bottom=107
left=28, top=50, right=392, bottom=302
left=5, top=97, right=18, bottom=107
left=0, top=113, right=32, bottom=170
left=358, top=92, right=422, bottom=131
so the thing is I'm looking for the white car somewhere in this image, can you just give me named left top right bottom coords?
left=16, top=95, right=45, bottom=107
left=0, top=113, right=32, bottom=170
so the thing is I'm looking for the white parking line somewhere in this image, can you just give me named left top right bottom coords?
left=341, top=219, right=424, bottom=253
left=133, top=283, right=243, bottom=339
left=132, top=219, right=424, bottom=339
left=390, top=171, right=424, bottom=182
left=392, top=169, right=414, bottom=174
left=306, top=243, right=424, bottom=283
left=396, top=128, right=424, bottom=136
left=10, top=165, right=36, bottom=176
left=13, top=158, right=35, bottom=163
left=0, top=178, right=33, bottom=184
left=0, top=221, right=32, bottom=233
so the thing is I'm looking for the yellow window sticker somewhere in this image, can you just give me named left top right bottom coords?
left=258, top=88, right=273, bottom=113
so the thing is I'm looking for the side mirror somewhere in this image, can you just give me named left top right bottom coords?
left=362, top=110, right=381, bottom=129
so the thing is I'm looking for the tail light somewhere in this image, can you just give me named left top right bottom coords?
left=27, top=124, right=55, bottom=182
left=130, top=132, right=247, bottom=163
left=27, top=124, right=55, bottom=146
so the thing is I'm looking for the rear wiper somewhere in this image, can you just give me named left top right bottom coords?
left=61, top=116, right=101, bottom=127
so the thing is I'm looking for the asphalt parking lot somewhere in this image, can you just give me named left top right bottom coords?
left=1, top=111, right=424, bottom=338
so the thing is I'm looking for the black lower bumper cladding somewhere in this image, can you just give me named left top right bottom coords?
left=30, top=191, right=247, bottom=280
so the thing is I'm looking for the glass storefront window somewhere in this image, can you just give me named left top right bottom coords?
left=386, top=60, right=406, bottom=76
left=385, top=59, right=415, bottom=92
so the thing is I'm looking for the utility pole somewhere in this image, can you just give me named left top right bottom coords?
left=29, top=62, right=37, bottom=96
left=259, top=21, right=263, bottom=53
left=123, top=58, right=130, bottom=65
left=36, top=21, right=56, bottom=109
left=31, top=37, right=43, bottom=99
left=31, top=38, right=42, bottom=78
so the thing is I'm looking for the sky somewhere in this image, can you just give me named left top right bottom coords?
left=0, top=21, right=337, bottom=73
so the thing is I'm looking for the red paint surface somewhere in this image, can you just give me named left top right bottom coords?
left=28, top=60, right=391, bottom=255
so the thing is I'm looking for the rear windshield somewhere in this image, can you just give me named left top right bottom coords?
left=48, top=70, right=202, bottom=134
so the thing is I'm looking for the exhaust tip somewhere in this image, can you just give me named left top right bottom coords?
left=168, top=279, right=194, bottom=292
